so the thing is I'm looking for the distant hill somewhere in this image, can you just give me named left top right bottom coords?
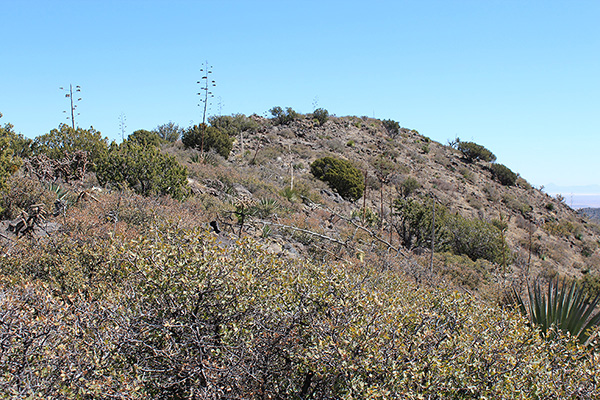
left=579, top=207, right=600, bottom=223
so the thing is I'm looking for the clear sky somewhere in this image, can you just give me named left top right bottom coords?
left=2, top=0, right=599, bottom=190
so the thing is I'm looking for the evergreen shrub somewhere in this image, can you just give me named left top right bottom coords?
left=381, top=119, right=400, bottom=138
left=32, top=124, right=108, bottom=168
left=490, top=163, right=517, bottom=186
left=96, top=140, right=189, bottom=200
left=182, top=124, right=233, bottom=158
left=457, top=140, right=496, bottom=162
left=269, top=106, right=300, bottom=125
left=310, top=157, right=364, bottom=201
left=312, top=108, right=329, bottom=126
left=128, top=129, right=163, bottom=147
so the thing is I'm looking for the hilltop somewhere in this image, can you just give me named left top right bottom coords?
left=170, top=111, right=599, bottom=298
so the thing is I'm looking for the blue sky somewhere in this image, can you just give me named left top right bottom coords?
left=2, top=0, right=599, bottom=190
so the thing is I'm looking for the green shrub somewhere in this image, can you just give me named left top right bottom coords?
left=437, top=252, right=493, bottom=290
left=312, top=108, right=329, bottom=126
left=502, top=194, right=532, bottom=216
left=399, top=177, right=420, bottom=198
left=459, top=167, right=474, bottom=182
left=394, top=196, right=505, bottom=262
left=1, top=118, right=32, bottom=159
left=370, top=154, right=397, bottom=185
left=128, top=129, right=163, bottom=147
left=381, top=119, right=400, bottom=138
left=393, top=197, right=449, bottom=251
left=352, top=206, right=380, bottom=227
left=457, top=140, right=496, bottom=162
left=31, top=123, right=108, bottom=167
left=490, top=163, right=517, bottom=186
left=181, top=124, right=233, bottom=158
left=208, top=114, right=259, bottom=136
left=310, top=157, right=364, bottom=201
left=580, top=273, right=600, bottom=299
left=96, top=141, right=189, bottom=200
left=543, top=220, right=578, bottom=238
left=269, top=106, right=300, bottom=125
left=0, top=121, right=22, bottom=195
left=154, top=121, right=184, bottom=143
left=446, top=214, right=505, bottom=263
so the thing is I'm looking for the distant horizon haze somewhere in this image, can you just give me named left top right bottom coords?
left=543, top=184, right=600, bottom=209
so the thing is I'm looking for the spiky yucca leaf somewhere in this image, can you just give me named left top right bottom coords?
left=46, top=182, right=71, bottom=200
left=512, top=278, right=600, bottom=344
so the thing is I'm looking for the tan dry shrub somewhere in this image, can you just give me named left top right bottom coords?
left=1, top=175, right=57, bottom=220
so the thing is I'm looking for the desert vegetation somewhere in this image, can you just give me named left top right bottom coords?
left=1, top=109, right=599, bottom=398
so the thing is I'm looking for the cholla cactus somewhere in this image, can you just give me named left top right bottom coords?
left=8, top=203, right=46, bottom=236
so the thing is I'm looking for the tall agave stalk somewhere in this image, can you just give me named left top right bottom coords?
left=511, top=277, right=600, bottom=344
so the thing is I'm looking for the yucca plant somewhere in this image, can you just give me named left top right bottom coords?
left=46, top=182, right=74, bottom=216
left=511, top=277, right=600, bottom=344
left=252, top=198, right=281, bottom=218
left=189, top=150, right=220, bottom=166
left=46, top=182, right=71, bottom=200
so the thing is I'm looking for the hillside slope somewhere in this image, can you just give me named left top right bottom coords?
left=2, top=111, right=599, bottom=296
left=2, top=111, right=600, bottom=398
left=168, top=113, right=599, bottom=297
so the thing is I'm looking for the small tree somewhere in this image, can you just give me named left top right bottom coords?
left=96, top=141, right=189, bottom=200
left=446, top=214, right=505, bottom=262
left=310, top=157, right=364, bottom=201
left=0, top=119, right=32, bottom=159
left=208, top=114, right=259, bottom=137
left=382, top=119, right=400, bottom=138
left=0, top=119, right=22, bottom=194
left=393, top=196, right=505, bottom=262
left=128, top=129, right=163, bottom=147
left=312, top=108, right=329, bottom=126
left=32, top=124, right=108, bottom=168
left=182, top=124, right=233, bottom=159
left=269, top=106, right=300, bottom=125
left=154, top=122, right=184, bottom=143
left=457, top=140, right=496, bottom=163
left=393, top=197, right=449, bottom=251
left=399, top=177, right=420, bottom=198
left=490, top=163, right=517, bottom=186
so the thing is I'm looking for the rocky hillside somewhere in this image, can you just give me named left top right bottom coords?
left=166, top=112, right=599, bottom=299
left=3, top=112, right=599, bottom=299
left=2, top=111, right=600, bottom=398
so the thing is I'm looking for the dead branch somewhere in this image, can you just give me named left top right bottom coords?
left=300, top=196, right=409, bottom=257
left=260, top=221, right=348, bottom=247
